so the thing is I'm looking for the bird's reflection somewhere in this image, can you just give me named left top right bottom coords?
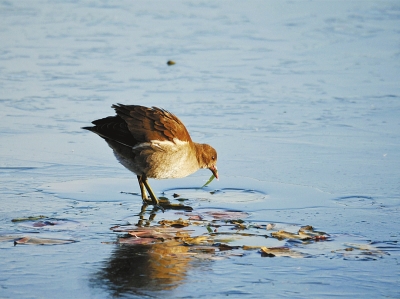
left=91, top=204, right=196, bottom=297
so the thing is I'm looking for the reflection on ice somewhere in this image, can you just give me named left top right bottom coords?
left=93, top=242, right=193, bottom=295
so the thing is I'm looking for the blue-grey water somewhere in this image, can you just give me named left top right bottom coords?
left=1, top=1, right=399, bottom=298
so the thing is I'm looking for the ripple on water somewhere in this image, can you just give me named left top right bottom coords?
left=17, top=218, right=81, bottom=230
left=163, top=187, right=267, bottom=204
left=41, top=176, right=332, bottom=212
left=333, top=195, right=376, bottom=208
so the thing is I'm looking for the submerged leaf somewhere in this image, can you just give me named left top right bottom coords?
left=32, top=221, right=56, bottom=227
left=331, top=243, right=388, bottom=260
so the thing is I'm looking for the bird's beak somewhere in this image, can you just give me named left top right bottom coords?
left=209, top=165, right=219, bottom=180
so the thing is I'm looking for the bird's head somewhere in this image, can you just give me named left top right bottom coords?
left=197, top=143, right=218, bottom=179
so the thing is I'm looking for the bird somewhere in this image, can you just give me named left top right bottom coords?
left=82, top=104, right=218, bottom=210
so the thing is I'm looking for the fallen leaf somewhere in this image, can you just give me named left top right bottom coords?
left=231, top=221, right=247, bottom=230
left=158, top=218, right=190, bottom=228
left=242, top=245, right=262, bottom=250
left=128, top=227, right=186, bottom=240
left=271, top=230, right=311, bottom=240
left=188, top=215, right=203, bottom=221
left=298, top=225, right=328, bottom=237
left=16, top=219, right=80, bottom=230
left=32, top=221, right=56, bottom=227
left=213, top=243, right=240, bottom=251
left=229, top=219, right=244, bottom=224
left=260, top=246, right=305, bottom=258
left=331, top=243, right=388, bottom=260
left=205, top=211, right=249, bottom=220
left=14, top=236, right=76, bottom=246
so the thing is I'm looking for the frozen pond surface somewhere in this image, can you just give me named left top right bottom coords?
left=1, top=1, right=400, bottom=298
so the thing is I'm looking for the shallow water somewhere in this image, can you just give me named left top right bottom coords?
left=1, top=1, right=400, bottom=298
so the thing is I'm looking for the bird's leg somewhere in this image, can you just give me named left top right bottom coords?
left=137, top=203, right=158, bottom=226
left=142, top=175, right=164, bottom=212
left=137, top=175, right=150, bottom=204
left=139, top=202, right=148, bottom=215
left=148, top=210, right=157, bottom=223
left=137, top=203, right=147, bottom=226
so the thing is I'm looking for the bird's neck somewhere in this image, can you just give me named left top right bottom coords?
left=193, top=142, right=207, bottom=169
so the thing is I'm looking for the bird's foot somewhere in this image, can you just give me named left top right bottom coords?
left=154, top=204, right=165, bottom=212
left=141, top=199, right=165, bottom=212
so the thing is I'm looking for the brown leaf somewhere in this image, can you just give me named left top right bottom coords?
left=13, top=236, right=76, bottom=246
left=242, top=245, right=262, bottom=250
left=188, top=215, right=203, bottom=221
left=205, top=211, right=249, bottom=220
left=298, top=225, right=328, bottom=237
left=158, top=218, right=190, bottom=228
left=260, top=246, right=305, bottom=258
left=271, top=230, right=311, bottom=240
left=128, top=228, right=183, bottom=240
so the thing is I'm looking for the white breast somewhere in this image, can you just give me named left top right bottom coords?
left=134, top=138, right=200, bottom=179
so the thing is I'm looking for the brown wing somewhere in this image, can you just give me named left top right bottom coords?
left=82, top=115, right=137, bottom=147
left=112, top=104, right=192, bottom=143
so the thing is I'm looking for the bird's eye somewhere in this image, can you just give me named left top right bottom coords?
left=212, top=156, right=215, bottom=160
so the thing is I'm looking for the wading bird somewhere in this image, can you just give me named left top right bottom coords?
left=83, top=104, right=218, bottom=210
